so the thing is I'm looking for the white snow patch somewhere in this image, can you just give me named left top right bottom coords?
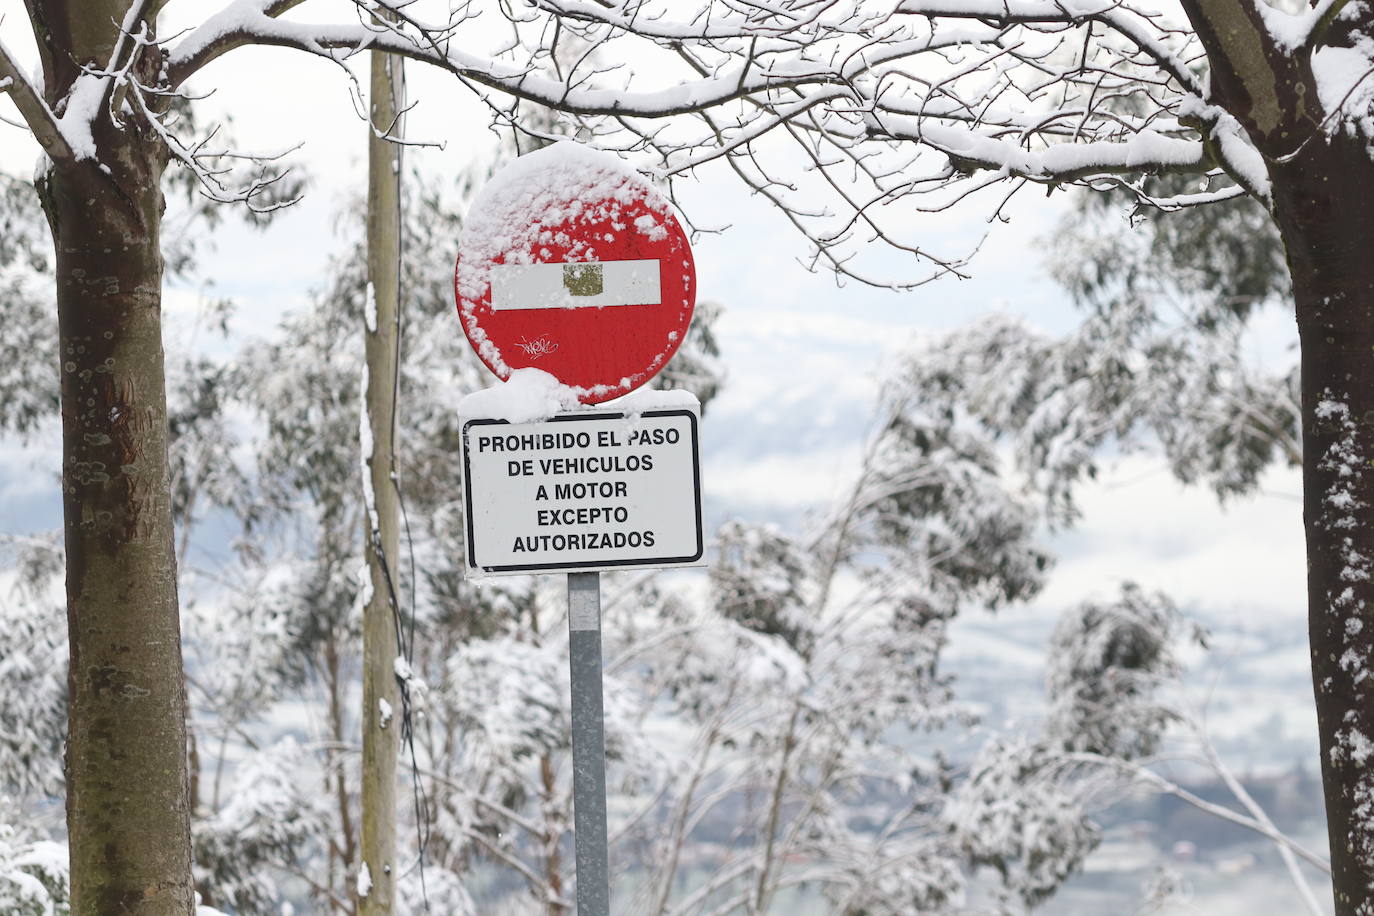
left=744, top=632, right=807, bottom=689
left=606, top=386, right=701, bottom=417
left=364, top=282, right=378, bottom=333
left=378, top=697, right=393, bottom=730
left=359, top=364, right=379, bottom=535
left=891, top=115, right=1209, bottom=183
left=1315, top=391, right=1371, bottom=647
left=1313, top=41, right=1374, bottom=138
left=11, top=839, right=65, bottom=875
left=1174, top=97, right=1273, bottom=200
left=357, top=861, right=372, bottom=898
left=394, top=654, right=429, bottom=711
left=1348, top=728, right=1374, bottom=765
left=1316, top=397, right=1350, bottom=420
left=457, top=368, right=582, bottom=423
left=633, top=213, right=668, bottom=241
left=55, top=74, right=103, bottom=161
left=1342, top=559, right=1371, bottom=582
left=458, top=370, right=700, bottom=427
left=356, top=560, right=374, bottom=612
left=1255, top=1, right=1321, bottom=51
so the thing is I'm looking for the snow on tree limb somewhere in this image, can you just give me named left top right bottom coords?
left=98, top=0, right=157, bottom=112
left=165, top=0, right=372, bottom=87
left=0, top=0, right=1292, bottom=287
left=1299, top=0, right=1359, bottom=48
left=532, top=0, right=842, bottom=40
left=867, top=116, right=1211, bottom=183
left=158, top=0, right=1260, bottom=205
left=0, top=37, right=74, bottom=162
left=894, top=0, right=1206, bottom=95
left=1179, top=0, right=1318, bottom=148
left=165, top=2, right=963, bottom=117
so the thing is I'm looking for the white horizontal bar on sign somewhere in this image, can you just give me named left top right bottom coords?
left=490, top=260, right=661, bottom=311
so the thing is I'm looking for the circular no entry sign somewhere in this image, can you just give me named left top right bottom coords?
left=454, top=142, right=696, bottom=404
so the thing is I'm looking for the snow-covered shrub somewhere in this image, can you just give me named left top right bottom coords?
left=945, top=737, right=1100, bottom=907
left=822, top=839, right=966, bottom=915
left=1046, top=584, right=1186, bottom=760
left=711, top=520, right=814, bottom=656
left=0, top=823, right=68, bottom=916
left=853, top=401, right=1050, bottom=609
left=193, top=738, right=329, bottom=913
left=0, top=535, right=67, bottom=798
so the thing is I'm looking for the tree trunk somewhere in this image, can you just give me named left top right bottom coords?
left=1271, top=138, right=1374, bottom=916
left=326, top=634, right=358, bottom=914
left=27, top=3, right=193, bottom=911
left=540, top=753, right=566, bottom=915
left=1168, top=3, right=1374, bottom=907
left=41, top=100, right=192, bottom=916
left=359, top=36, right=404, bottom=916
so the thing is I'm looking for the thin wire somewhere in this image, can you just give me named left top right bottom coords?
left=367, top=513, right=431, bottom=905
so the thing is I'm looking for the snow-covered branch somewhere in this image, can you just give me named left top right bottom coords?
left=162, top=0, right=312, bottom=86
left=125, top=77, right=302, bottom=210
left=868, top=115, right=1212, bottom=182
left=98, top=0, right=157, bottom=113
left=895, top=0, right=1204, bottom=95
left=1059, top=751, right=1331, bottom=874
left=0, top=36, right=74, bottom=162
left=167, top=4, right=945, bottom=118
left=147, top=0, right=1288, bottom=286
left=1298, top=0, right=1357, bottom=47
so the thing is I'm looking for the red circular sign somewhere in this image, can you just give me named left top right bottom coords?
left=454, top=142, right=696, bottom=404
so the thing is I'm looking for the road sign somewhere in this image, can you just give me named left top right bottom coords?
left=454, top=141, right=696, bottom=405
left=455, top=147, right=705, bottom=913
left=461, top=407, right=704, bottom=576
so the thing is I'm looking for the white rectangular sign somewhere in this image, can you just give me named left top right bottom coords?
left=461, top=408, right=703, bottom=576
left=490, top=260, right=662, bottom=310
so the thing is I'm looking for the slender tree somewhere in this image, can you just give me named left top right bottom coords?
left=11, top=6, right=191, bottom=910
left=359, top=16, right=404, bottom=915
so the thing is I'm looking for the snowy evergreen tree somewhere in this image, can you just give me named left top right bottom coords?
left=945, top=735, right=1101, bottom=909
left=1045, top=583, right=1185, bottom=761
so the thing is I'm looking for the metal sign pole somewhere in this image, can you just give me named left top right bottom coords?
left=567, top=571, right=610, bottom=915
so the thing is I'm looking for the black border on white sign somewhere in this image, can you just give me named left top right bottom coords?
left=461, top=408, right=705, bottom=575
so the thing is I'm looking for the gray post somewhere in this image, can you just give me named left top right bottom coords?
left=568, top=571, right=610, bottom=915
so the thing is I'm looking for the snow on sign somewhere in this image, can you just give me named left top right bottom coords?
left=461, top=408, right=704, bottom=575
left=454, top=141, right=696, bottom=405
